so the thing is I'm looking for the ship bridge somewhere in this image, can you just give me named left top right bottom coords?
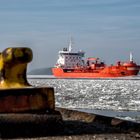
left=55, top=40, right=85, bottom=69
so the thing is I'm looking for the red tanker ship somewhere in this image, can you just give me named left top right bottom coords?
left=52, top=41, right=140, bottom=78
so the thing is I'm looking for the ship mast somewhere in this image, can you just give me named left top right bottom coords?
left=130, top=52, right=133, bottom=62
left=68, top=37, right=72, bottom=52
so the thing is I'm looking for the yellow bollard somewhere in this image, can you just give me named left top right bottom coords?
left=0, top=47, right=61, bottom=124
left=0, top=47, right=32, bottom=88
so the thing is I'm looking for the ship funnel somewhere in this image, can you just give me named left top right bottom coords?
left=130, top=52, right=133, bottom=62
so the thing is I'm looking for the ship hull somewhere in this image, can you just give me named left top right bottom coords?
left=52, top=67, right=139, bottom=79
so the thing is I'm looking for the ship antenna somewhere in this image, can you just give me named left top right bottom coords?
left=130, top=52, right=133, bottom=62
left=68, top=37, right=72, bottom=52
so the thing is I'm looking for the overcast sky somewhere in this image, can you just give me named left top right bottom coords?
left=0, top=0, right=140, bottom=71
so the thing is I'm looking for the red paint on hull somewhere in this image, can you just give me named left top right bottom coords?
left=52, top=66, right=139, bottom=78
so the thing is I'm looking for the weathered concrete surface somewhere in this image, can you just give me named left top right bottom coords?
left=0, top=108, right=139, bottom=139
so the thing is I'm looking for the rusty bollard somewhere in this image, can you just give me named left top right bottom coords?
left=0, top=47, right=62, bottom=125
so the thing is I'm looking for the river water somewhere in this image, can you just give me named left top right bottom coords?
left=28, top=75, right=140, bottom=123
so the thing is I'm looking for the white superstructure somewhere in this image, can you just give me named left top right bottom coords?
left=55, top=40, right=85, bottom=69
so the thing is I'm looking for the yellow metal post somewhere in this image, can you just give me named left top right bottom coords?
left=0, top=47, right=33, bottom=88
